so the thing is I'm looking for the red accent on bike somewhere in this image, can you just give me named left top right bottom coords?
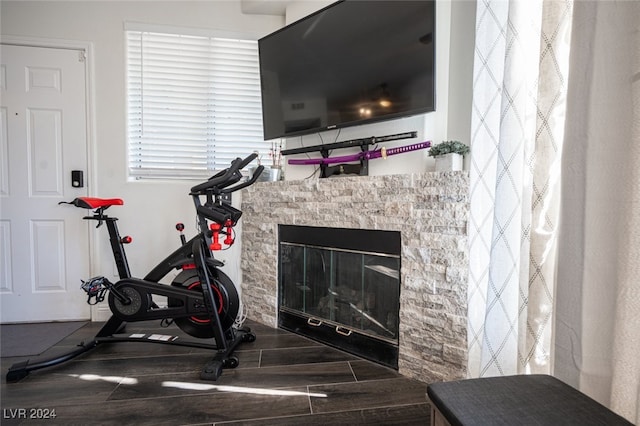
left=182, top=263, right=196, bottom=270
left=76, top=197, right=124, bottom=209
left=223, top=219, right=234, bottom=246
left=187, top=281, right=224, bottom=320
left=120, top=236, right=132, bottom=244
left=209, top=223, right=222, bottom=251
left=175, top=223, right=185, bottom=232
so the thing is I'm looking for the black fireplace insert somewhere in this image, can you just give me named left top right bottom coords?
left=278, top=225, right=401, bottom=368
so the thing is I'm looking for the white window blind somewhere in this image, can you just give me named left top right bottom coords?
left=126, top=29, right=268, bottom=180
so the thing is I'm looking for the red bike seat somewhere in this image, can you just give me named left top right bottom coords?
left=67, top=197, right=124, bottom=209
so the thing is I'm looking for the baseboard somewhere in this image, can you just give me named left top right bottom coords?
left=91, top=305, right=112, bottom=322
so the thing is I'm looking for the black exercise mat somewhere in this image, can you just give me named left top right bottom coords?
left=1, top=321, right=87, bottom=357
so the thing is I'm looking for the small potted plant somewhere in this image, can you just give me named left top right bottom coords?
left=428, top=140, right=469, bottom=171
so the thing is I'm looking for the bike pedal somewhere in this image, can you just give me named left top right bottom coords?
left=81, top=276, right=106, bottom=294
left=81, top=276, right=110, bottom=305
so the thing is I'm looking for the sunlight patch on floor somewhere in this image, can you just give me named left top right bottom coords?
left=68, top=374, right=138, bottom=385
left=161, top=381, right=327, bottom=398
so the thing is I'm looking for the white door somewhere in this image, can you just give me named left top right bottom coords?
left=0, top=44, right=91, bottom=322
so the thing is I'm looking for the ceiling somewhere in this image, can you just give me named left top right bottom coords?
left=240, top=0, right=291, bottom=16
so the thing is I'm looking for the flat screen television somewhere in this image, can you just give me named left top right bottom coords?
left=258, top=0, right=436, bottom=141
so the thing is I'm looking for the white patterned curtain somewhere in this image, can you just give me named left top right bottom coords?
left=467, top=0, right=573, bottom=377
left=554, top=1, right=640, bottom=423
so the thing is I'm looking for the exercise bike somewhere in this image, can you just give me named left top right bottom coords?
left=6, top=153, right=264, bottom=383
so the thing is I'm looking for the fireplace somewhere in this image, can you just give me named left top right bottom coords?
left=278, top=225, right=401, bottom=368
left=240, top=172, right=470, bottom=384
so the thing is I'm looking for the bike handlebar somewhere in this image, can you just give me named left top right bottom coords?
left=238, top=152, right=258, bottom=170
left=221, top=165, right=264, bottom=194
left=190, top=153, right=259, bottom=194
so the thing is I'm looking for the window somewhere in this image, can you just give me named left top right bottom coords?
left=126, top=28, right=270, bottom=180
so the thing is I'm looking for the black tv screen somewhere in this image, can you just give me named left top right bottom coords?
left=258, top=0, right=436, bottom=140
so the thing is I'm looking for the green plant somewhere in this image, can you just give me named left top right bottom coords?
left=428, top=140, right=470, bottom=157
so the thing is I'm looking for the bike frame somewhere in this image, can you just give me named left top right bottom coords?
left=87, top=199, right=230, bottom=344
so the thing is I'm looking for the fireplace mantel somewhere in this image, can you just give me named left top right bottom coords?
left=240, top=172, right=469, bottom=383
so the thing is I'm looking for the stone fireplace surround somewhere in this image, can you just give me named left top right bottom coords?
left=240, top=171, right=469, bottom=383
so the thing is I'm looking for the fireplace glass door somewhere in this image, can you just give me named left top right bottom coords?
left=278, top=223, right=402, bottom=369
left=280, top=244, right=400, bottom=342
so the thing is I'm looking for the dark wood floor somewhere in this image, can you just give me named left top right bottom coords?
left=1, top=319, right=429, bottom=425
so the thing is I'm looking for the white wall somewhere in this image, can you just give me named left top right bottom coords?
left=1, top=1, right=283, bottom=319
left=280, top=0, right=476, bottom=181
left=1, top=0, right=475, bottom=319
